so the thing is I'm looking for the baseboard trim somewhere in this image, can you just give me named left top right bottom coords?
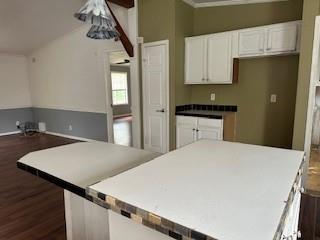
left=45, top=132, right=96, bottom=142
left=0, top=131, right=21, bottom=137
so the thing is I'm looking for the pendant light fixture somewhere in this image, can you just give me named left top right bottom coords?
left=74, top=0, right=120, bottom=40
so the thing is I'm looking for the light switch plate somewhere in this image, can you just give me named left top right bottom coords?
left=137, top=37, right=144, bottom=44
left=211, top=93, right=216, bottom=102
left=271, top=94, right=277, bottom=103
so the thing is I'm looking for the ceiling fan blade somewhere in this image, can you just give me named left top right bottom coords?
left=107, top=0, right=134, bottom=8
left=106, top=1, right=134, bottom=57
left=116, top=59, right=130, bottom=64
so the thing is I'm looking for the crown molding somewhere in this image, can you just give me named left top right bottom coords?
left=182, top=0, right=287, bottom=8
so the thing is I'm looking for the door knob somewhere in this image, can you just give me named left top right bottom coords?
left=156, top=109, right=166, bottom=113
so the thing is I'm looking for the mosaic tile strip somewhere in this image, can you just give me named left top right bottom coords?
left=176, top=104, right=238, bottom=113
left=87, top=187, right=218, bottom=240
left=17, top=162, right=86, bottom=198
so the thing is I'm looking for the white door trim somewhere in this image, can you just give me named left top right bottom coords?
left=303, top=16, right=320, bottom=180
left=142, top=40, right=170, bottom=153
left=103, top=50, right=118, bottom=143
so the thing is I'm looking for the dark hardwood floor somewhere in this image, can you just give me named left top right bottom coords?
left=0, top=133, right=78, bottom=240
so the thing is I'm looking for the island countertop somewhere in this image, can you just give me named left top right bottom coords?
left=89, top=140, right=304, bottom=240
left=17, top=142, right=159, bottom=197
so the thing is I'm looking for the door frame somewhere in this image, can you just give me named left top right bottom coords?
left=103, top=48, right=141, bottom=146
left=303, top=16, right=320, bottom=182
left=141, top=40, right=170, bottom=153
left=102, top=0, right=142, bottom=147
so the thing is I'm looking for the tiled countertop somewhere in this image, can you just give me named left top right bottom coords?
left=89, top=140, right=304, bottom=240
left=17, top=142, right=159, bottom=197
left=176, top=104, right=237, bottom=119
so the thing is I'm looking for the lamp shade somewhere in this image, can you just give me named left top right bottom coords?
left=87, top=25, right=120, bottom=40
left=74, top=0, right=116, bottom=29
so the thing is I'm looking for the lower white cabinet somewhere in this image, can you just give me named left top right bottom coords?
left=176, top=116, right=223, bottom=148
left=280, top=177, right=302, bottom=240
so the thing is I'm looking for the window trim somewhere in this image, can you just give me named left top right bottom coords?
left=111, top=71, right=129, bottom=106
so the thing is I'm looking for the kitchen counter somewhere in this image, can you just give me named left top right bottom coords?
left=175, top=104, right=237, bottom=119
left=17, top=140, right=304, bottom=240
left=18, top=142, right=159, bottom=197
left=89, top=140, right=304, bottom=240
left=175, top=109, right=232, bottom=119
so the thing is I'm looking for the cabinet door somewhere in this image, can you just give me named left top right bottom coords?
left=185, top=37, right=207, bottom=84
left=207, top=33, right=233, bottom=84
left=238, top=29, right=265, bottom=56
left=266, top=24, right=298, bottom=53
left=176, top=116, right=198, bottom=148
left=197, top=118, right=223, bottom=141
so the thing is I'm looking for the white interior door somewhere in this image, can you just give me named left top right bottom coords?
left=142, top=41, right=169, bottom=154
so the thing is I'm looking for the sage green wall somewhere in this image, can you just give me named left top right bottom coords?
left=175, top=0, right=193, bottom=106
left=190, top=57, right=299, bottom=148
left=193, top=0, right=303, bottom=35
left=138, top=0, right=176, bottom=149
left=139, top=0, right=193, bottom=150
left=292, top=0, right=320, bottom=150
left=190, top=0, right=303, bottom=148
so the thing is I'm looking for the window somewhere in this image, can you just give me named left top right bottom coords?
left=111, top=72, right=129, bottom=105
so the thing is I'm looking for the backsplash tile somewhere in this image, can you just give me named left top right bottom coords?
left=176, top=104, right=237, bottom=113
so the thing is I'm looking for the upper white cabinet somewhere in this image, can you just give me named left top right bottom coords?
left=266, top=24, right=299, bottom=54
left=185, top=36, right=207, bottom=84
left=185, top=32, right=234, bottom=84
left=185, top=21, right=301, bottom=85
left=237, top=21, right=301, bottom=58
left=238, top=29, right=265, bottom=56
left=207, top=33, right=233, bottom=84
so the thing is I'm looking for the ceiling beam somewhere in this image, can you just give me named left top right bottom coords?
left=107, top=0, right=134, bottom=8
left=106, top=1, right=134, bottom=57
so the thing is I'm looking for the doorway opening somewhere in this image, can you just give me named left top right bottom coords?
left=109, top=51, right=133, bottom=147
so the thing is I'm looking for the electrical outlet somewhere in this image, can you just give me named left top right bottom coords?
left=16, top=121, right=20, bottom=126
left=211, top=93, right=216, bottom=102
left=271, top=94, right=277, bottom=103
left=69, top=125, right=73, bottom=131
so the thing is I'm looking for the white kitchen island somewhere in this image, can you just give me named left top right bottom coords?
left=18, top=140, right=305, bottom=240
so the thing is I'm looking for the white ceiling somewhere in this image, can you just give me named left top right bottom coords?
left=183, top=0, right=287, bottom=7
left=0, top=0, right=87, bottom=55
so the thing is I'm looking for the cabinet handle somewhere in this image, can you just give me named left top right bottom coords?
left=201, top=78, right=205, bottom=81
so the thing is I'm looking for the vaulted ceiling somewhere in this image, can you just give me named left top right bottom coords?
left=0, top=0, right=87, bottom=55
